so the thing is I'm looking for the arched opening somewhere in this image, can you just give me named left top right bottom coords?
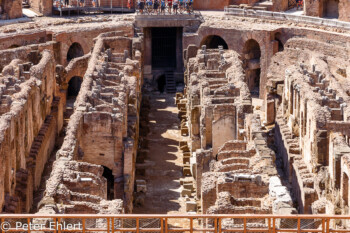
left=67, top=76, right=82, bottom=97
left=103, top=166, right=115, bottom=200
left=343, top=172, right=349, bottom=207
left=9, top=44, right=20, bottom=49
left=275, top=32, right=284, bottom=52
left=66, top=76, right=82, bottom=116
left=67, top=42, right=84, bottom=62
left=323, top=0, right=339, bottom=19
left=157, top=75, right=166, bottom=93
left=243, top=39, right=261, bottom=96
left=200, top=35, right=228, bottom=50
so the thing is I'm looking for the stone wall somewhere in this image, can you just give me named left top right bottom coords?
left=1, top=0, right=22, bottom=19
left=180, top=45, right=295, bottom=223
left=38, top=29, right=142, bottom=214
left=29, top=0, right=53, bottom=16
left=0, top=49, right=62, bottom=213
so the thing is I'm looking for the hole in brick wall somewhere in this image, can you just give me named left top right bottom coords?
left=8, top=44, right=19, bottom=49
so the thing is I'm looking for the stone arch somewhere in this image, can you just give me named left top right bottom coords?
left=200, top=35, right=228, bottom=49
left=67, top=42, right=84, bottom=62
left=243, top=39, right=261, bottom=96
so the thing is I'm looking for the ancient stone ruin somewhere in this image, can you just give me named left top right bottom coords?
left=0, top=4, right=350, bottom=231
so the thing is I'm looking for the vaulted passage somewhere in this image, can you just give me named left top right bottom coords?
left=200, top=35, right=228, bottom=49
left=67, top=42, right=84, bottom=62
left=152, top=27, right=177, bottom=69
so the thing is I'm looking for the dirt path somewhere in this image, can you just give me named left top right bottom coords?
left=133, top=94, right=186, bottom=214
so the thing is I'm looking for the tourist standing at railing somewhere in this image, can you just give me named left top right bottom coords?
left=153, top=0, right=159, bottom=14
left=146, top=0, right=152, bottom=11
left=167, top=0, right=172, bottom=14
left=173, top=0, right=178, bottom=14
left=138, top=0, right=145, bottom=13
left=179, top=0, right=184, bottom=12
left=92, top=0, right=96, bottom=7
left=160, top=0, right=166, bottom=14
left=65, top=0, right=69, bottom=7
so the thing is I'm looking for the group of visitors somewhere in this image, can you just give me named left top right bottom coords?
left=54, top=0, right=97, bottom=8
left=137, top=0, right=194, bottom=14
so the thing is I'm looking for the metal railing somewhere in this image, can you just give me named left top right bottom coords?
left=0, top=214, right=349, bottom=232
left=224, top=7, right=350, bottom=30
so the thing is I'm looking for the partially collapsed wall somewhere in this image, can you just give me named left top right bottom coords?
left=0, top=49, right=62, bottom=213
left=37, top=31, right=142, bottom=214
left=178, top=45, right=296, bottom=227
left=265, top=36, right=350, bottom=227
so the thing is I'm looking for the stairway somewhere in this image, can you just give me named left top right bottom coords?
left=165, top=72, right=176, bottom=93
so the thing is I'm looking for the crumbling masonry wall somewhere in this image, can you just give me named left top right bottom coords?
left=38, top=31, right=142, bottom=215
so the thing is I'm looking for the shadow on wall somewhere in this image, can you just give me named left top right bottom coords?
left=200, top=35, right=228, bottom=49
left=157, top=75, right=166, bottom=93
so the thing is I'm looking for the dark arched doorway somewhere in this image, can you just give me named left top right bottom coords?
left=67, top=42, right=84, bottom=62
left=243, top=39, right=261, bottom=96
left=200, top=35, right=228, bottom=49
left=157, top=75, right=166, bottom=93
left=67, top=76, right=82, bottom=97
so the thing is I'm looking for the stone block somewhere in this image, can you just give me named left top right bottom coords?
left=181, top=187, right=192, bottom=197
left=186, top=201, right=197, bottom=212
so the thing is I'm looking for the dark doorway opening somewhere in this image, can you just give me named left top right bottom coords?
left=67, top=76, right=82, bottom=97
left=323, top=0, right=339, bottom=18
left=66, top=76, right=82, bottom=115
left=152, top=27, right=177, bottom=69
left=103, top=166, right=115, bottom=200
left=67, top=42, right=84, bottom=62
left=243, top=39, right=261, bottom=96
left=275, top=32, right=284, bottom=52
left=157, top=75, right=166, bottom=93
left=200, top=35, right=228, bottom=49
